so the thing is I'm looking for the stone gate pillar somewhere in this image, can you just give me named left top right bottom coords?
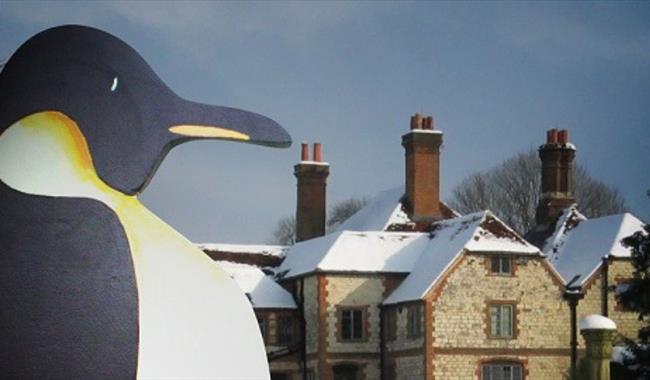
left=579, top=315, right=617, bottom=380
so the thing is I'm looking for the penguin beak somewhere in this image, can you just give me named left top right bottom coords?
left=167, top=98, right=291, bottom=148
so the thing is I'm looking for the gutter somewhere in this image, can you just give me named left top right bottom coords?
left=563, top=274, right=584, bottom=379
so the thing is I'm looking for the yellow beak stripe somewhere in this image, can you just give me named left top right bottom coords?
left=169, top=125, right=250, bottom=141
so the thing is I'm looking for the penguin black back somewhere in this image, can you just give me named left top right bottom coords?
left=0, top=182, right=138, bottom=378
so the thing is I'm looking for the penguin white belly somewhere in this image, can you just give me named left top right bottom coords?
left=0, top=112, right=269, bottom=379
left=114, top=198, right=269, bottom=379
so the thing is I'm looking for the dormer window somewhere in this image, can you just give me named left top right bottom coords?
left=490, top=256, right=513, bottom=275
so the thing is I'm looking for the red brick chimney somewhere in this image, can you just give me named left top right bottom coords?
left=294, top=142, right=329, bottom=242
left=402, top=113, right=443, bottom=222
left=535, top=128, right=576, bottom=226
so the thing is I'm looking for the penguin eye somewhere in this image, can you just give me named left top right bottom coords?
left=110, top=77, right=119, bottom=92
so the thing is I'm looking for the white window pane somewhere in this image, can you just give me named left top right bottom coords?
left=502, top=257, right=511, bottom=273
left=490, top=306, right=499, bottom=335
left=502, top=305, right=512, bottom=336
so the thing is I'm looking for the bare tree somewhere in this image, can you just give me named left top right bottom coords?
left=326, top=197, right=368, bottom=231
left=268, top=215, right=296, bottom=246
left=268, top=197, right=368, bottom=245
left=448, top=149, right=627, bottom=234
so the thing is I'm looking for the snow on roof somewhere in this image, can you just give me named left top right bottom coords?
left=579, top=314, right=616, bottom=330
left=277, top=230, right=428, bottom=279
left=216, top=261, right=297, bottom=309
left=335, top=187, right=406, bottom=232
left=278, top=209, right=538, bottom=303
left=197, top=243, right=288, bottom=258
left=384, top=211, right=539, bottom=305
left=334, top=186, right=459, bottom=233
left=545, top=209, right=645, bottom=285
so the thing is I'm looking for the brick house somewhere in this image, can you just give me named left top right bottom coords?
left=524, top=129, right=646, bottom=370
left=201, top=116, right=645, bottom=380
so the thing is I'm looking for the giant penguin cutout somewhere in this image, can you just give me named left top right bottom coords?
left=0, top=25, right=291, bottom=379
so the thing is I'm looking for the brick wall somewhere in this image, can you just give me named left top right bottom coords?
left=325, top=275, right=384, bottom=353
left=608, top=260, right=643, bottom=340
left=303, top=276, right=320, bottom=355
left=394, top=355, right=424, bottom=380
left=430, top=253, right=570, bottom=378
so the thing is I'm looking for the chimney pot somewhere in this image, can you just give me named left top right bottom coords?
left=558, top=130, right=569, bottom=144
left=412, top=113, right=423, bottom=130
left=313, top=143, right=322, bottom=162
left=301, top=143, right=309, bottom=161
left=548, top=129, right=559, bottom=143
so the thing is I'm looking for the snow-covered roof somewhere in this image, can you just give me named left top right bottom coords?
left=216, top=261, right=297, bottom=309
left=334, top=186, right=459, bottom=233
left=544, top=207, right=645, bottom=285
left=335, top=187, right=406, bottom=232
left=197, top=243, right=288, bottom=258
left=277, top=230, right=428, bottom=279
left=579, top=314, right=616, bottom=330
left=279, top=208, right=539, bottom=304
left=384, top=211, right=540, bottom=305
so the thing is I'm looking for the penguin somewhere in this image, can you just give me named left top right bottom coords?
left=0, top=25, right=291, bottom=379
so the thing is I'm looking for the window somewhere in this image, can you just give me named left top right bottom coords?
left=277, top=316, right=294, bottom=345
left=407, top=304, right=422, bottom=338
left=489, top=304, right=514, bottom=338
left=490, top=256, right=512, bottom=275
left=482, top=363, right=522, bottom=380
left=257, top=316, right=266, bottom=343
left=332, top=364, right=358, bottom=380
left=341, top=308, right=364, bottom=340
left=384, top=308, right=397, bottom=341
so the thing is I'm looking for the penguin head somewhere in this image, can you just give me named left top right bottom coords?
left=0, top=25, right=291, bottom=195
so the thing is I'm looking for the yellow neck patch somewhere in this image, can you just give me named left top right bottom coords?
left=0, top=111, right=125, bottom=204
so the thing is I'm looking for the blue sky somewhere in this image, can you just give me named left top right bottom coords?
left=1, top=1, right=648, bottom=243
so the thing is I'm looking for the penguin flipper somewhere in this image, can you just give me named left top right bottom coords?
left=0, top=182, right=138, bottom=379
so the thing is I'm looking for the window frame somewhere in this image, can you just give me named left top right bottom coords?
left=277, top=315, right=295, bottom=345
left=487, top=302, right=516, bottom=339
left=481, top=362, right=523, bottom=380
left=338, top=306, right=366, bottom=341
left=490, top=255, right=514, bottom=276
left=406, top=304, right=423, bottom=339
